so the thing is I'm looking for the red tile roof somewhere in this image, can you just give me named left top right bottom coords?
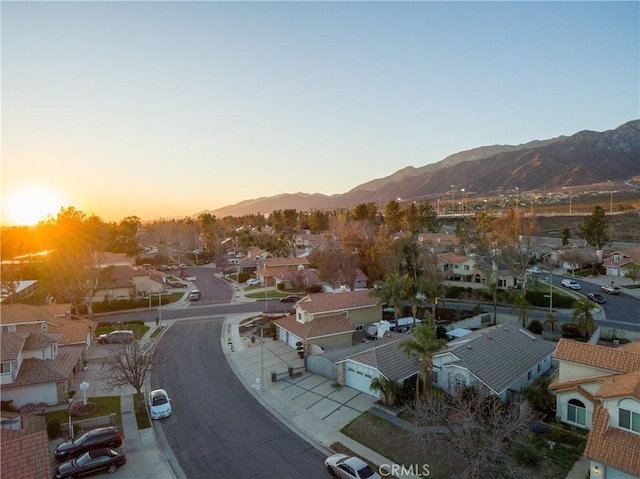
left=585, top=407, right=640, bottom=476
left=0, top=303, right=72, bottom=325
left=0, top=413, right=51, bottom=479
left=593, top=372, right=640, bottom=401
left=553, top=339, right=640, bottom=374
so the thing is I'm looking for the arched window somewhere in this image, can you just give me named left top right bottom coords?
left=567, top=398, right=587, bottom=426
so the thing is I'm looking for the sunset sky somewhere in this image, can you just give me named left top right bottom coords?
left=2, top=1, right=638, bottom=226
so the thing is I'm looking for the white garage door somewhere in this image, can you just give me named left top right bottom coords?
left=345, top=362, right=379, bottom=398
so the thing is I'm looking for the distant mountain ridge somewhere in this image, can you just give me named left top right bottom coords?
left=196, top=120, right=639, bottom=218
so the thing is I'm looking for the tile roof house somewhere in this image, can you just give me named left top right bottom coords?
left=602, top=247, right=640, bottom=277
left=0, top=303, right=96, bottom=348
left=550, top=339, right=640, bottom=478
left=1, top=412, right=51, bottom=479
left=255, top=257, right=310, bottom=288
left=335, top=332, right=419, bottom=398
left=437, top=253, right=518, bottom=291
left=0, top=330, right=83, bottom=408
left=432, top=323, right=556, bottom=402
left=274, top=290, right=381, bottom=353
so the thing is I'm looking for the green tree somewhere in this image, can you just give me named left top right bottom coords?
left=522, top=376, right=554, bottom=414
left=417, top=201, right=441, bottom=233
left=544, top=312, right=557, bottom=332
left=371, top=272, right=410, bottom=319
left=561, top=226, right=570, bottom=246
left=399, top=318, right=447, bottom=398
left=384, top=200, right=404, bottom=235
left=622, top=263, right=640, bottom=285
left=579, top=205, right=610, bottom=249
left=572, top=298, right=596, bottom=339
left=369, top=376, right=400, bottom=408
left=509, top=292, right=531, bottom=328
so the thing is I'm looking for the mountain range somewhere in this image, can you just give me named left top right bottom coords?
left=197, top=120, right=640, bottom=218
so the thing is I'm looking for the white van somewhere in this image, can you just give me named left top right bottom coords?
left=189, top=290, right=201, bottom=301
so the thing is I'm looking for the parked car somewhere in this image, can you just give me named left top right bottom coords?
left=189, top=290, right=201, bottom=301
left=601, top=284, right=621, bottom=295
left=246, top=278, right=261, bottom=286
left=324, top=453, right=381, bottom=479
left=54, top=427, right=123, bottom=461
left=587, top=293, right=606, bottom=304
left=561, top=279, right=581, bottom=290
left=280, top=295, right=300, bottom=303
left=53, top=447, right=126, bottom=478
left=97, top=330, right=134, bottom=344
left=148, top=388, right=172, bottom=419
left=526, top=267, right=542, bottom=274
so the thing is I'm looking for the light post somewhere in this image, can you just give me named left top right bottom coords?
left=461, top=188, right=465, bottom=215
left=610, top=190, right=613, bottom=213
left=158, top=286, right=162, bottom=324
left=515, top=187, right=519, bottom=213
left=451, top=186, right=456, bottom=215
left=79, top=381, right=89, bottom=406
left=549, top=270, right=553, bottom=312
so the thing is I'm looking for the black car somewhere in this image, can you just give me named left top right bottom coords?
left=54, top=427, right=123, bottom=461
left=54, top=448, right=126, bottom=478
left=280, top=295, right=300, bottom=303
left=587, top=293, right=606, bottom=304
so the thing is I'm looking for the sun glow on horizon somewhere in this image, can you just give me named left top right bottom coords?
left=2, top=186, right=67, bottom=226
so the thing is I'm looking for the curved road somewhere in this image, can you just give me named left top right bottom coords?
left=150, top=317, right=327, bottom=478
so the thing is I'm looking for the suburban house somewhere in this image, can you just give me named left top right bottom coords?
left=1, top=412, right=51, bottom=479
left=294, top=232, right=331, bottom=255
left=0, top=303, right=96, bottom=349
left=549, top=339, right=640, bottom=478
left=416, top=232, right=459, bottom=254
left=431, top=323, right=556, bottom=402
left=255, top=257, right=310, bottom=288
left=334, top=331, right=419, bottom=398
left=0, top=280, right=38, bottom=304
left=274, top=289, right=381, bottom=353
left=437, top=253, right=518, bottom=291
left=93, top=265, right=166, bottom=303
left=602, top=247, right=640, bottom=277
left=0, top=330, right=83, bottom=407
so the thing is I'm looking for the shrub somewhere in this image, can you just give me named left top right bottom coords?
left=47, top=419, right=61, bottom=439
left=19, top=402, right=48, bottom=413
left=510, top=442, right=539, bottom=467
left=69, top=401, right=98, bottom=417
left=1, top=400, right=18, bottom=412
left=527, top=319, right=543, bottom=335
left=561, top=323, right=580, bottom=338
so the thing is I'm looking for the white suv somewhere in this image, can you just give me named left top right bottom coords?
left=246, top=278, right=260, bottom=286
left=562, top=279, right=581, bottom=290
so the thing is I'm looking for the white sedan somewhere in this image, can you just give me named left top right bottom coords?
left=562, top=279, right=581, bottom=290
left=148, top=389, right=172, bottom=419
left=245, top=278, right=261, bottom=286
left=325, top=454, right=380, bottom=479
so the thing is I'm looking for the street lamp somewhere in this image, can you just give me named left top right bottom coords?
left=460, top=188, right=465, bottom=215
left=451, top=185, right=456, bottom=215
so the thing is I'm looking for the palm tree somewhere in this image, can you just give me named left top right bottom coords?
left=509, top=291, right=531, bottom=328
left=371, top=272, right=411, bottom=320
left=400, top=316, right=447, bottom=400
left=543, top=312, right=557, bottom=332
left=572, top=298, right=596, bottom=339
left=369, top=376, right=400, bottom=408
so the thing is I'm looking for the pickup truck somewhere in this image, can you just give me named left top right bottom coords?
left=601, top=285, right=621, bottom=295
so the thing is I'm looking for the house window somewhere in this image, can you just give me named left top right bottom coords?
left=342, top=310, right=348, bottom=318
left=355, top=324, right=364, bottom=331
left=567, top=399, right=587, bottom=426
left=619, top=408, right=640, bottom=433
left=432, top=371, right=438, bottom=383
left=0, top=362, right=12, bottom=374
left=527, top=370, right=532, bottom=381
left=3, top=325, right=16, bottom=332
left=463, top=264, right=469, bottom=271
left=41, top=322, right=48, bottom=331
left=537, top=363, right=541, bottom=372
left=613, top=255, right=622, bottom=262
left=297, top=311, right=302, bottom=321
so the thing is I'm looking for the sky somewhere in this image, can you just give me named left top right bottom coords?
left=2, top=1, right=638, bottom=226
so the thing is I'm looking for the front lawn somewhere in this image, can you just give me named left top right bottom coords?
left=38, top=396, right=121, bottom=438
left=95, top=323, right=150, bottom=340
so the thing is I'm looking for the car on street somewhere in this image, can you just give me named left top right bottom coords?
left=97, top=330, right=134, bottom=344
left=189, top=290, right=201, bottom=301
left=561, top=279, right=581, bottom=290
left=526, top=267, right=542, bottom=274
left=587, top=293, right=606, bottom=304
left=148, top=388, right=172, bottom=419
left=601, top=284, right=621, bottom=295
left=54, top=427, right=123, bottom=461
left=324, top=453, right=381, bottom=479
left=53, top=447, right=126, bottom=478
left=246, top=278, right=261, bottom=286
left=280, top=295, right=301, bottom=303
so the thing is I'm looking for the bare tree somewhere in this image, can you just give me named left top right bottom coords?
left=100, top=339, right=161, bottom=410
left=412, top=387, right=538, bottom=479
